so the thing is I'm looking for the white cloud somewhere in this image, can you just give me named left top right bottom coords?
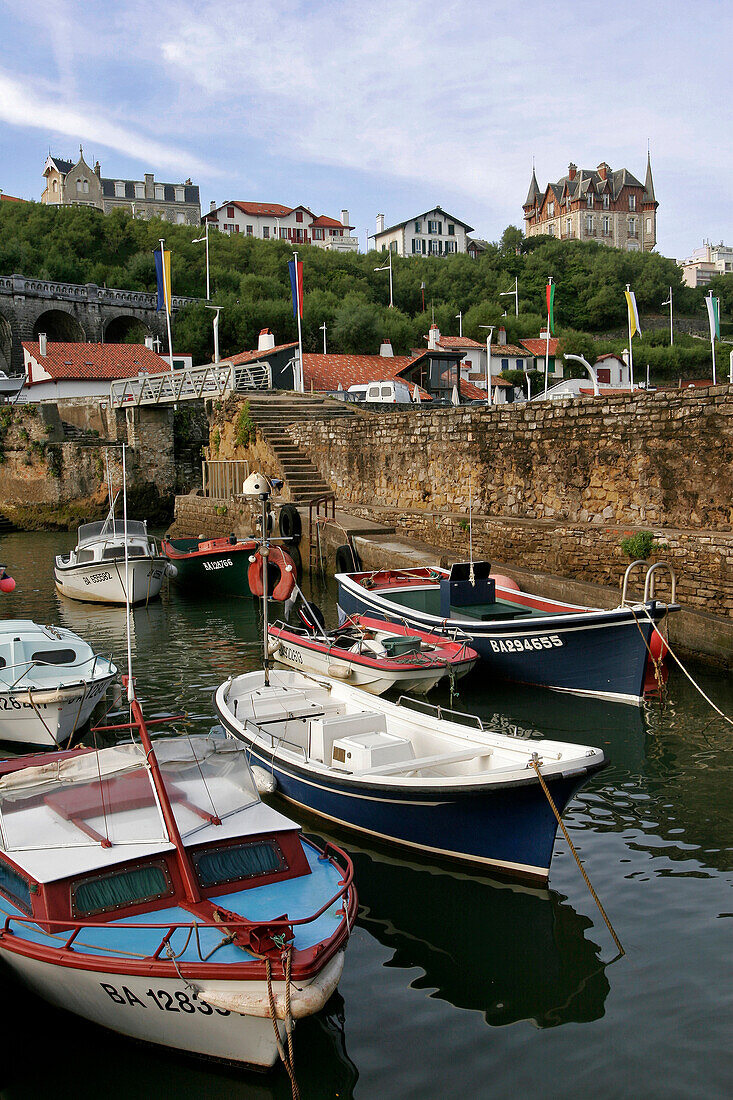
left=0, top=69, right=219, bottom=178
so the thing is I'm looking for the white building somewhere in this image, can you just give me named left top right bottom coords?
left=203, top=202, right=358, bottom=251
left=372, top=207, right=473, bottom=256
left=678, top=241, right=733, bottom=287
left=22, top=338, right=172, bottom=401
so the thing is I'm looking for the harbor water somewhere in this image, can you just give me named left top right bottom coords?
left=0, top=530, right=731, bottom=1099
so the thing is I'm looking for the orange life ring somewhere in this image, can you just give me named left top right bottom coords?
left=248, top=546, right=297, bottom=601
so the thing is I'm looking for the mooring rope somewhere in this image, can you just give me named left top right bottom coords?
left=530, top=757, right=625, bottom=959
left=265, top=949, right=300, bottom=1100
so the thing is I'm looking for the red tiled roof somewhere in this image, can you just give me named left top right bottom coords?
left=460, top=379, right=486, bottom=399
left=430, top=335, right=485, bottom=350
left=491, top=343, right=532, bottom=357
left=219, top=343, right=297, bottom=367
left=303, top=353, right=421, bottom=392
left=310, top=214, right=352, bottom=229
left=231, top=201, right=294, bottom=217
left=518, top=338, right=559, bottom=356
left=595, top=352, right=623, bottom=363
left=0, top=193, right=25, bottom=203
left=22, top=342, right=172, bottom=384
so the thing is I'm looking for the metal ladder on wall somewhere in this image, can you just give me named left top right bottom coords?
left=308, top=493, right=335, bottom=578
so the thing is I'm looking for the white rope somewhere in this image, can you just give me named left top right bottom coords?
left=643, top=608, right=733, bottom=727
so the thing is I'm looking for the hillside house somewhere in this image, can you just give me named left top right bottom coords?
left=203, top=203, right=358, bottom=251
left=372, top=207, right=473, bottom=256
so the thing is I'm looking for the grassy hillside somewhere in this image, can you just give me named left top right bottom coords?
left=1, top=202, right=730, bottom=380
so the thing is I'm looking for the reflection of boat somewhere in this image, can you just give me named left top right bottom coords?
left=268, top=613, right=478, bottom=695
left=337, top=561, right=678, bottom=704
left=54, top=518, right=168, bottom=605
left=161, top=535, right=258, bottom=597
left=0, top=714, right=357, bottom=1069
left=306, top=825, right=610, bottom=1028
left=215, top=668, right=607, bottom=882
left=0, top=619, right=116, bottom=746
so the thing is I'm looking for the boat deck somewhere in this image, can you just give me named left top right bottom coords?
left=0, top=846, right=342, bottom=963
left=383, top=587, right=547, bottom=622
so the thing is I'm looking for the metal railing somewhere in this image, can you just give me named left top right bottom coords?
left=109, top=361, right=272, bottom=407
left=202, top=459, right=250, bottom=500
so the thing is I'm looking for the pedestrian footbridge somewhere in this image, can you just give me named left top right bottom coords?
left=109, top=361, right=272, bottom=408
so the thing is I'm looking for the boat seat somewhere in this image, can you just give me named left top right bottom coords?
left=309, top=710, right=387, bottom=764
left=361, top=744, right=493, bottom=776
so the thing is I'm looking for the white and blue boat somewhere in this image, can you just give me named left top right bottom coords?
left=214, top=668, right=607, bottom=883
left=336, top=561, right=678, bottom=704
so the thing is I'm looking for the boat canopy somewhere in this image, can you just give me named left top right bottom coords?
left=0, top=733, right=261, bottom=857
left=77, top=519, right=149, bottom=544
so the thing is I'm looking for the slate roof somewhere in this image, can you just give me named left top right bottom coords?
left=23, top=342, right=171, bottom=384
left=218, top=343, right=298, bottom=367
left=528, top=161, right=654, bottom=210
left=100, top=180, right=200, bottom=204
left=48, top=156, right=74, bottom=175
left=376, top=207, right=474, bottom=236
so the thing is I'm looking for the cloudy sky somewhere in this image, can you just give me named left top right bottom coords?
left=0, top=0, right=730, bottom=259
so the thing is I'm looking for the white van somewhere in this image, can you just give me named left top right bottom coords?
left=348, top=380, right=412, bottom=404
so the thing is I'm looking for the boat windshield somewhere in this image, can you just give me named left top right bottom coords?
left=0, top=734, right=259, bottom=852
left=77, top=519, right=148, bottom=544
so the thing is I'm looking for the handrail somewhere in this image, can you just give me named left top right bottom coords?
left=0, top=839, right=355, bottom=962
left=395, top=695, right=485, bottom=730
left=644, top=562, right=677, bottom=603
left=621, top=560, right=650, bottom=606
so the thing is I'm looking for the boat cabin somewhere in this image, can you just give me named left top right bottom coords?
left=63, top=519, right=159, bottom=567
left=0, top=621, right=95, bottom=683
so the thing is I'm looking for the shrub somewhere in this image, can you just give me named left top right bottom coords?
left=234, top=401, right=255, bottom=449
left=620, top=530, right=655, bottom=560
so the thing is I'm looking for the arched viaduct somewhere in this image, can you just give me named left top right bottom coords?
left=0, top=274, right=201, bottom=373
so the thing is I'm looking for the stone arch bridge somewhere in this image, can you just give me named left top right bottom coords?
left=0, top=274, right=201, bottom=373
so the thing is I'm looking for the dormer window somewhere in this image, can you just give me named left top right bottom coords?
left=154, top=184, right=164, bottom=200
left=548, top=202, right=554, bottom=217
left=602, top=194, right=609, bottom=209
left=629, top=195, right=636, bottom=211
left=175, top=187, right=184, bottom=202
left=586, top=194, right=594, bottom=208
left=135, top=182, right=144, bottom=198
left=114, top=181, right=125, bottom=198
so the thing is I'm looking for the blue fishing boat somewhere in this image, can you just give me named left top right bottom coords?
left=336, top=561, right=678, bottom=704
left=214, top=668, right=606, bottom=883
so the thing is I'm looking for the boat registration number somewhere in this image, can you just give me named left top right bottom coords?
left=84, top=571, right=112, bottom=586
left=0, top=696, right=48, bottom=711
left=490, top=635, right=563, bottom=653
left=280, top=645, right=304, bottom=665
left=100, top=983, right=231, bottom=1016
left=202, top=559, right=233, bottom=571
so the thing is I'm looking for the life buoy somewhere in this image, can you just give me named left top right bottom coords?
left=278, top=504, right=302, bottom=546
left=248, top=546, right=297, bottom=601
left=335, top=544, right=362, bottom=574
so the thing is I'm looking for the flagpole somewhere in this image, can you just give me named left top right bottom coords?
left=626, top=283, right=635, bottom=392
left=293, top=250, right=304, bottom=393
left=707, top=292, right=717, bottom=385
left=544, top=277, right=552, bottom=397
left=159, top=239, right=173, bottom=368
left=668, top=287, right=673, bottom=346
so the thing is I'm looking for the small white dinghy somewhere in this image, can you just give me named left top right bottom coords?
left=54, top=517, right=169, bottom=605
left=0, top=619, right=116, bottom=746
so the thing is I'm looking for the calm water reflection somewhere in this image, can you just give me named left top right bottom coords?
left=0, top=531, right=731, bottom=1099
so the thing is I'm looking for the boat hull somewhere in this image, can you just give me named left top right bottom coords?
left=271, top=637, right=447, bottom=695
left=0, top=674, right=114, bottom=746
left=162, top=538, right=255, bottom=598
left=54, top=557, right=167, bottom=605
left=338, top=577, right=671, bottom=704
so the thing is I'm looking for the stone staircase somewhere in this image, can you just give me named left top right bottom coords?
left=245, top=393, right=356, bottom=504
left=60, top=421, right=102, bottom=443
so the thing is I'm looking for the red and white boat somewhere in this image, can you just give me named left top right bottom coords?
left=0, top=692, right=357, bottom=1071
left=268, top=612, right=478, bottom=695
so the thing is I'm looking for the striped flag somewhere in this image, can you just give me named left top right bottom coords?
left=705, top=295, right=720, bottom=341
left=288, top=258, right=303, bottom=319
left=624, top=289, right=641, bottom=338
left=546, top=281, right=555, bottom=335
left=154, top=249, right=172, bottom=314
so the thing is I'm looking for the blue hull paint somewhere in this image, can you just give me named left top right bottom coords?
left=338, top=582, right=667, bottom=702
left=234, top=739, right=600, bottom=880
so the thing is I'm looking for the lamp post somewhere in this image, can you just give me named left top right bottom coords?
left=320, top=322, right=327, bottom=354
left=192, top=221, right=210, bottom=300
left=205, top=304, right=222, bottom=363
left=455, top=311, right=462, bottom=337
left=420, top=281, right=426, bottom=312
left=563, top=353, right=599, bottom=396
left=662, top=287, right=673, bottom=346
left=374, top=250, right=394, bottom=308
left=500, top=276, right=519, bottom=316
left=479, top=324, right=494, bottom=406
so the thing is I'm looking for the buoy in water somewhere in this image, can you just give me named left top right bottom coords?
left=166, top=562, right=178, bottom=579
left=251, top=766, right=277, bottom=794
left=649, top=631, right=669, bottom=662
left=0, top=574, right=16, bottom=594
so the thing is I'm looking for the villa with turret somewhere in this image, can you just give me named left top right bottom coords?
left=523, top=157, right=658, bottom=251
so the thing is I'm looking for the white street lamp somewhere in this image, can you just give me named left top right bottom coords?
left=479, top=324, right=495, bottom=406
left=374, top=250, right=394, bottom=308
left=319, top=321, right=327, bottom=354
left=563, top=353, right=599, bottom=396
left=192, top=221, right=210, bottom=300
left=205, top=304, right=222, bottom=363
left=662, top=287, right=673, bottom=346
left=455, top=311, right=462, bottom=337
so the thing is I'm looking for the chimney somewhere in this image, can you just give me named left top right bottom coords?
left=376, top=213, right=385, bottom=234
left=427, top=323, right=441, bottom=350
left=38, top=333, right=47, bottom=357
left=379, top=339, right=394, bottom=357
left=568, top=162, right=577, bottom=181
left=497, top=327, right=507, bottom=346
left=144, top=335, right=154, bottom=350
left=94, top=160, right=101, bottom=178
left=258, top=328, right=276, bottom=352
left=210, top=200, right=217, bottom=212
left=341, top=209, right=350, bottom=226
left=597, top=162, right=609, bottom=180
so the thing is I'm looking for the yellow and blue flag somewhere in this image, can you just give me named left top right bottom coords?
left=154, top=249, right=172, bottom=314
left=624, top=289, right=641, bottom=338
